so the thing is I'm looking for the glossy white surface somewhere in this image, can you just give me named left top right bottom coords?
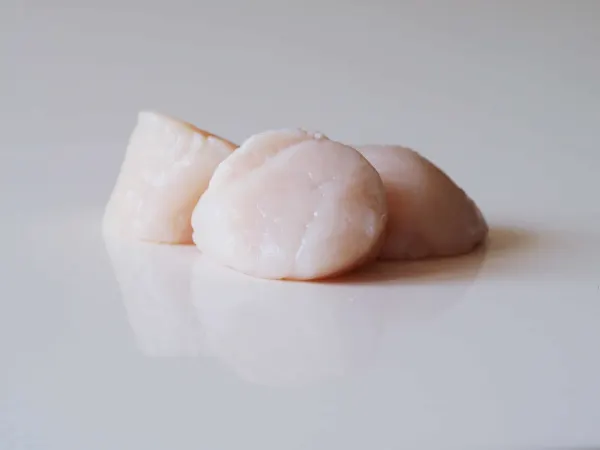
left=2, top=1, right=600, bottom=449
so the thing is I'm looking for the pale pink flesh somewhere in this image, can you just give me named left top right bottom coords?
left=358, top=145, right=488, bottom=260
left=192, top=129, right=388, bottom=280
left=103, top=111, right=236, bottom=244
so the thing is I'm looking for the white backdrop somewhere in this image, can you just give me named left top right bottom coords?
left=2, top=2, right=600, bottom=449
left=2, top=1, right=599, bottom=215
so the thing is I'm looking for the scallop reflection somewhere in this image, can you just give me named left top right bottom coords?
left=104, top=237, right=206, bottom=357
left=106, top=235, right=485, bottom=387
left=191, top=257, right=385, bottom=387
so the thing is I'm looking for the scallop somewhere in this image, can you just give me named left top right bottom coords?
left=192, top=129, right=388, bottom=280
left=357, top=145, right=487, bottom=260
left=103, top=111, right=236, bottom=244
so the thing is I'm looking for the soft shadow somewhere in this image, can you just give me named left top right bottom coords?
left=478, top=225, right=591, bottom=279
left=328, top=225, right=540, bottom=285
left=484, top=225, right=541, bottom=255
left=329, top=248, right=486, bottom=285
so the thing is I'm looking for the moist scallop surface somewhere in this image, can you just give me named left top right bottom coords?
left=192, top=129, right=388, bottom=280
left=103, top=111, right=236, bottom=244
left=357, top=145, right=488, bottom=260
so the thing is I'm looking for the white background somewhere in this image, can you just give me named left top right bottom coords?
left=1, top=1, right=600, bottom=449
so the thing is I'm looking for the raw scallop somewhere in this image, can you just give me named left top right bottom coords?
left=103, top=111, right=236, bottom=244
left=192, top=129, right=388, bottom=280
left=357, top=145, right=487, bottom=260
